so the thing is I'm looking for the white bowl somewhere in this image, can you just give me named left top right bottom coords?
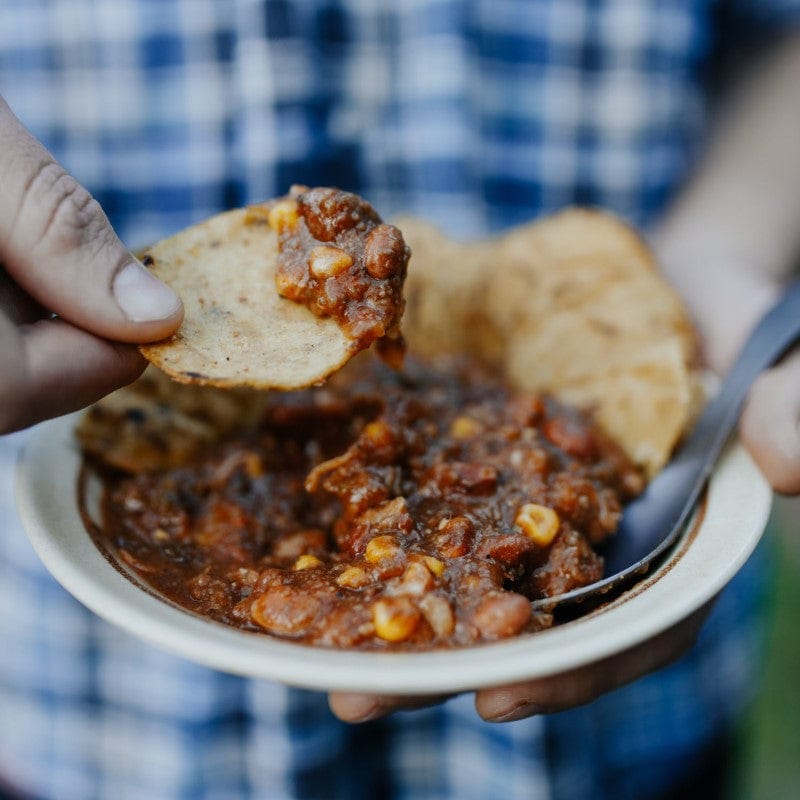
left=15, top=412, right=771, bottom=694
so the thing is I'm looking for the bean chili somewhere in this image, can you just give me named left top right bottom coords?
left=267, top=185, right=410, bottom=368
left=90, top=358, right=644, bottom=650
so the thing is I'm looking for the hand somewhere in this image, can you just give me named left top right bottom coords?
left=650, top=232, right=800, bottom=496
left=328, top=601, right=714, bottom=723
left=0, top=96, right=183, bottom=433
left=740, top=346, right=800, bottom=494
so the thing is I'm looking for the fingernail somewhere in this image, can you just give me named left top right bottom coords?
left=332, top=696, right=384, bottom=724
left=113, top=261, right=181, bottom=322
left=485, top=702, right=545, bottom=723
left=349, top=706, right=384, bottom=724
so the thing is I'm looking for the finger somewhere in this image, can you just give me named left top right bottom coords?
left=475, top=602, right=714, bottom=722
left=0, top=264, right=47, bottom=324
left=328, top=692, right=452, bottom=724
left=740, top=347, right=800, bottom=494
left=0, top=315, right=146, bottom=433
left=0, top=97, right=182, bottom=343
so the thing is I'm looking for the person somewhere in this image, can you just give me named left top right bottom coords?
left=1, top=2, right=799, bottom=798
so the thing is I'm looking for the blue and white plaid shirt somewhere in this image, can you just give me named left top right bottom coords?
left=1, top=2, right=797, bottom=798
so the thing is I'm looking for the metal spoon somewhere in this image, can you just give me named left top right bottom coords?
left=534, top=280, right=800, bottom=615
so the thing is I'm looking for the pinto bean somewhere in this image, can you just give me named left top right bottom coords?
left=364, top=224, right=407, bottom=279
left=250, top=586, right=322, bottom=636
left=472, top=592, right=532, bottom=639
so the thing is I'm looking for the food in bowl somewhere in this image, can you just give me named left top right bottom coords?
left=84, top=358, right=643, bottom=649
left=78, top=199, right=699, bottom=650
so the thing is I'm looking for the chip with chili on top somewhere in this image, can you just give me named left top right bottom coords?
left=139, top=186, right=409, bottom=389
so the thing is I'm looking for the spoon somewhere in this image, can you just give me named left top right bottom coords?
left=534, top=280, right=800, bottom=615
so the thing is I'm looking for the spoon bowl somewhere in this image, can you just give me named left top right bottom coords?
left=536, top=280, right=800, bottom=614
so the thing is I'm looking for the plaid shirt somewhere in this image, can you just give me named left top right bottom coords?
left=1, top=2, right=797, bottom=798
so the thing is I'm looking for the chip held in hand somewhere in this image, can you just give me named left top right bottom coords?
left=139, top=186, right=410, bottom=389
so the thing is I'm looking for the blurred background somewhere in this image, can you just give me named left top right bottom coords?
left=732, top=497, right=800, bottom=800
left=1, top=3, right=799, bottom=799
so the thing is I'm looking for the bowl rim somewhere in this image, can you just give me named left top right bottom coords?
left=15, top=412, right=772, bottom=694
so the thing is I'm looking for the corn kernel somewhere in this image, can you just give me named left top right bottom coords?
left=365, top=534, right=402, bottom=564
left=515, top=503, right=560, bottom=547
left=275, top=270, right=295, bottom=296
left=243, top=452, right=264, bottom=478
left=421, top=555, right=445, bottom=576
left=372, top=597, right=420, bottom=642
left=449, top=415, right=482, bottom=439
left=410, top=553, right=445, bottom=577
left=267, top=198, right=300, bottom=232
left=153, top=528, right=169, bottom=542
left=362, top=420, right=393, bottom=447
left=336, top=566, right=370, bottom=589
left=308, top=245, right=354, bottom=279
left=399, top=561, right=435, bottom=595
left=293, top=554, right=323, bottom=571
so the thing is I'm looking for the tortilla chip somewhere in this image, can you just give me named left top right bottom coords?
left=76, top=367, right=268, bottom=473
left=551, top=345, right=696, bottom=475
left=397, top=218, right=503, bottom=363
left=119, top=206, right=694, bottom=477
left=139, top=207, right=355, bottom=389
left=401, top=208, right=698, bottom=476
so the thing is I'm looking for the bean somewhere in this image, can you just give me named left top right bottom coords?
left=472, top=591, right=531, bottom=639
left=364, top=223, right=407, bottom=279
left=250, top=586, right=321, bottom=635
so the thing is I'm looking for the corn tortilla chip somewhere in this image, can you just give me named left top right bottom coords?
left=76, top=367, right=269, bottom=473
left=401, top=208, right=698, bottom=476
left=139, top=207, right=357, bottom=389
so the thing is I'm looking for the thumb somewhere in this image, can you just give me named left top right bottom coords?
left=740, top=347, right=800, bottom=495
left=0, top=96, right=182, bottom=343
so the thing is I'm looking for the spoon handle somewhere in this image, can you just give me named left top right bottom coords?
left=685, top=280, right=800, bottom=488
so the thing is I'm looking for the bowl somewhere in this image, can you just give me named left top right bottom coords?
left=15, top=412, right=771, bottom=694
